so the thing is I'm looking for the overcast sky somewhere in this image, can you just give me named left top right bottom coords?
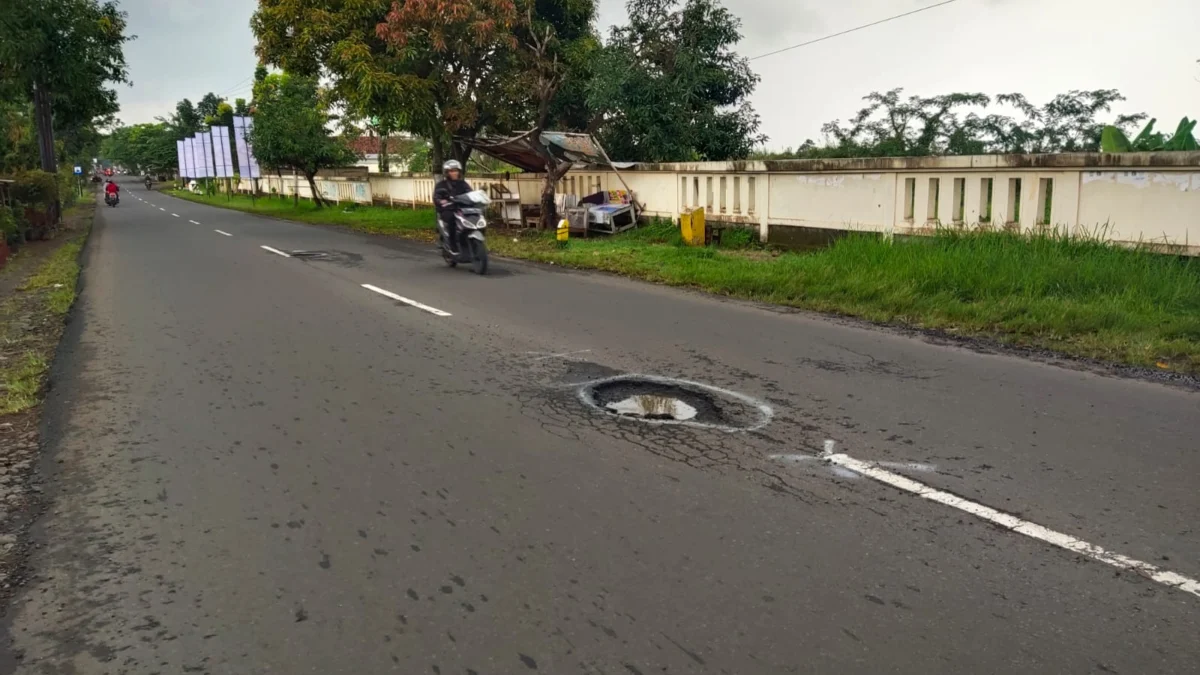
left=117, top=0, right=1200, bottom=151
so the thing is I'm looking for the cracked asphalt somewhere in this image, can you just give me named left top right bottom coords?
left=2, top=181, right=1197, bottom=673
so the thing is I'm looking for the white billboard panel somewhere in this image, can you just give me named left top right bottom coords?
left=210, top=126, right=234, bottom=179
left=176, top=140, right=186, bottom=178
left=232, top=116, right=261, bottom=179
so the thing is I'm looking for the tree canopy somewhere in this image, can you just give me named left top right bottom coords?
left=0, top=0, right=131, bottom=178
left=250, top=73, right=355, bottom=207
left=760, top=89, right=1152, bottom=160
left=587, top=0, right=764, bottom=162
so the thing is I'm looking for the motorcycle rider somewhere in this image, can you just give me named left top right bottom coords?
left=104, top=179, right=120, bottom=204
left=433, top=160, right=472, bottom=254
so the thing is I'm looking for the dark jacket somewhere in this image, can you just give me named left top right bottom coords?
left=433, top=177, right=472, bottom=216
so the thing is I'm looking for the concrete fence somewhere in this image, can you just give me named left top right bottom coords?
left=238, top=152, right=1200, bottom=253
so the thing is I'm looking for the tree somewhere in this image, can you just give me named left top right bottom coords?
left=250, top=73, right=355, bottom=208
left=586, top=0, right=764, bottom=162
left=101, top=122, right=177, bottom=174
left=234, top=98, right=250, bottom=116
left=196, top=92, right=225, bottom=121
left=785, top=89, right=1148, bottom=159
left=252, top=0, right=597, bottom=175
left=171, top=98, right=203, bottom=134
left=0, top=0, right=131, bottom=219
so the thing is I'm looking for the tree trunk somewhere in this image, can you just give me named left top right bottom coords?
left=378, top=132, right=390, bottom=174
left=430, top=135, right=445, bottom=179
left=539, top=163, right=573, bottom=231
left=306, top=172, right=325, bottom=209
left=32, top=81, right=61, bottom=224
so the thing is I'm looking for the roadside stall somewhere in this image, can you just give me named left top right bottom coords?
left=464, top=132, right=641, bottom=235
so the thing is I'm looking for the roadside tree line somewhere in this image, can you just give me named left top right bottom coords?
left=0, top=0, right=131, bottom=241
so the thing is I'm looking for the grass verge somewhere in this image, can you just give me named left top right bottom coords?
left=0, top=206, right=92, bottom=415
left=168, top=189, right=432, bottom=236
left=167, top=191, right=1200, bottom=373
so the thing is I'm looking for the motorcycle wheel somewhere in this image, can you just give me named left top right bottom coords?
left=469, top=238, right=488, bottom=275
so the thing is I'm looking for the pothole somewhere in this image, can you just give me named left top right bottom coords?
left=579, top=375, right=773, bottom=432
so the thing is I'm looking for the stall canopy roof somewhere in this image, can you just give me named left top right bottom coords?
left=464, top=131, right=633, bottom=173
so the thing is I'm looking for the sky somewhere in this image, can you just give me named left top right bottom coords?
left=117, top=0, right=1200, bottom=151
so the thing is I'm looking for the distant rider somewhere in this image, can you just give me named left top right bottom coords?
left=105, top=179, right=120, bottom=202
left=433, top=160, right=472, bottom=254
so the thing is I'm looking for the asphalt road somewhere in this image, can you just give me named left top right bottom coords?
left=3, top=180, right=1198, bottom=674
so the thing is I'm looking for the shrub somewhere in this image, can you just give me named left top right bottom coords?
left=0, top=206, right=21, bottom=246
left=11, top=170, right=59, bottom=210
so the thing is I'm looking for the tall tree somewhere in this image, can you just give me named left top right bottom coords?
left=250, top=73, right=354, bottom=208
left=809, top=89, right=1147, bottom=158
left=0, top=0, right=131, bottom=217
left=234, top=98, right=250, bottom=116
left=196, top=92, right=225, bottom=121
left=171, top=98, right=203, bottom=134
left=587, top=0, right=764, bottom=162
left=252, top=0, right=598, bottom=174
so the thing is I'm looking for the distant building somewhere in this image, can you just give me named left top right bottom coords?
left=345, top=132, right=416, bottom=175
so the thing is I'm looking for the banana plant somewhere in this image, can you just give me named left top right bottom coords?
left=1101, top=117, right=1198, bottom=152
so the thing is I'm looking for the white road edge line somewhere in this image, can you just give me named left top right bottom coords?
left=189, top=220, right=200, bottom=225
left=361, top=284, right=451, bottom=317
left=159, top=207, right=166, bottom=212
left=823, top=451, right=1200, bottom=601
left=260, top=245, right=291, bottom=258
left=171, top=213, right=180, bottom=218
left=214, top=230, right=232, bottom=237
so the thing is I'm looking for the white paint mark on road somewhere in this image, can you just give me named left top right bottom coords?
left=171, top=213, right=180, bottom=218
left=767, top=453, right=817, bottom=464
left=214, top=230, right=232, bottom=237
left=824, top=452, right=1200, bottom=601
left=361, top=284, right=452, bottom=317
left=189, top=220, right=200, bottom=225
left=261, top=245, right=291, bottom=258
left=159, top=207, right=166, bottom=212
left=527, top=349, right=592, bottom=361
left=877, top=461, right=937, bottom=473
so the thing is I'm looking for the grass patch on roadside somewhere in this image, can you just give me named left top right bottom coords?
left=168, top=190, right=434, bottom=235
left=495, top=226, right=1200, bottom=371
left=0, top=352, right=49, bottom=415
left=173, top=192, right=1200, bottom=372
left=22, top=235, right=85, bottom=315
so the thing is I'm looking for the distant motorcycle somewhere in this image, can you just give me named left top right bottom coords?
left=437, top=190, right=490, bottom=275
left=104, top=192, right=119, bottom=207
left=144, top=177, right=152, bottom=190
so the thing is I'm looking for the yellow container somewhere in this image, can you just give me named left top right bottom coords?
left=556, top=218, right=569, bottom=243
left=679, top=207, right=705, bottom=246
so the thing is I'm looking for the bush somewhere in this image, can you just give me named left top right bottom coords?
left=11, top=170, right=59, bottom=210
left=0, top=206, right=21, bottom=247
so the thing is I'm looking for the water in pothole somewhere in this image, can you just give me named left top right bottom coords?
left=605, top=395, right=698, bottom=421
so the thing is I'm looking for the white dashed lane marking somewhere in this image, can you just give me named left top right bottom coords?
left=361, top=284, right=451, bottom=317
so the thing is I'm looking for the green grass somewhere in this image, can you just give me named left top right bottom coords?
left=23, top=234, right=86, bottom=315
left=0, top=351, right=48, bottom=415
left=169, top=192, right=1200, bottom=372
left=168, top=190, right=434, bottom=236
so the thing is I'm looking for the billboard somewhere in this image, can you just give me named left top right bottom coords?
left=210, top=126, right=235, bottom=179
left=177, top=140, right=186, bottom=178
left=183, top=137, right=197, bottom=180
left=232, top=116, right=260, bottom=179
left=199, top=131, right=215, bottom=178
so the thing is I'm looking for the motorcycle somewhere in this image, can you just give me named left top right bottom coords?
left=437, top=190, right=491, bottom=275
left=104, top=192, right=119, bottom=207
left=144, top=177, right=153, bottom=190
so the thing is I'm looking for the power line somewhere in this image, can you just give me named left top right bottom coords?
left=749, top=0, right=964, bottom=61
